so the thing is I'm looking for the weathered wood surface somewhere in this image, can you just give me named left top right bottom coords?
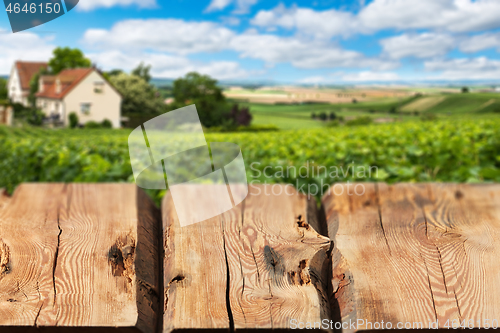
left=323, top=183, right=500, bottom=331
left=0, top=184, right=160, bottom=332
left=2, top=182, right=499, bottom=332
left=162, top=184, right=332, bottom=332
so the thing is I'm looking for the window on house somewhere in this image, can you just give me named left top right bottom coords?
left=80, top=103, right=91, bottom=115
left=94, top=82, right=105, bottom=94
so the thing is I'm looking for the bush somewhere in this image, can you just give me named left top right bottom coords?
left=421, top=113, right=437, bottom=121
left=0, top=117, right=500, bottom=203
left=462, top=87, right=469, bottom=93
left=85, top=121, right=102, bottom=129
left=171, top=72, right=228, bottom=128
left=1, top=119, right=500, bottom=200
left=345, top=116, right=373, bottom=126
left=27, top=110, right=45, bottom=126
left=413, top=111, right=420, bottom=116
left=311, top=112, right=317, bottom=119
left=11, top=103, right=29, bottom=119
left=326, top=120, right=340, bottom=127
left=352, top=98, right=358, bottom=104
left=368, top=109, right=376, bottom=113
left=69, top=112, right=79, bottom=129
left=329, top=112, right=337, bottom=120
left=121, top=112, right=160, bottom=129
left=207, top=124, right=279, bottom=133
left=319, top=112, right=328, bottom=121
left=389, top=107, right=397, bottom=114
left=229, top=104, right=252, bottom=126
left=101, top=119, right=113, bottom=129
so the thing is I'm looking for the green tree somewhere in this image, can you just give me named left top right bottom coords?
left=69, top=112, right=79, bottom=128
left=102, top=69, right=124, bottom=81
left=0, top=78, right=7, bottom=100
left=49, top=47, right=91, bottom=74
left=132, top=63, right=152, bottom=83
left=28, top=67, right=49, bottom=107
left=109, top=72, right=165, bottom=114
left=462, top=86, right=470, bottom=93
left=172, top=72, right=229, bottom=128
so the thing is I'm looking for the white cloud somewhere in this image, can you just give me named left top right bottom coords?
left=339, top=71, right=400, bottom=82
left=0, top=28, right=54, bottom=74
left=205, top=0, right=258, bottom=14
left=89, top=50, right=249, bottom=80
left=360, top=0, right=500, bottom=33
left=82, top=19, right=235, bottom=55
left=298, top=76, right=328, bottom=84
left=252, top=4, right=357, bottom=38
left=77, top=0, right=157, bottom=11
left=252, top=0, right=500, bottom=38
left=380, top=33, right=456, bottom=59
left=221, top=16, right=241, bottom=26
left=205, top=0, right=232, bottom=12
left=82, top=19, right=397, bottom=71
left=425, top=57, right=500, bottom=80
left=230, top=32, right=398, bottom=70
left=460, top=32, right=500, bottom=53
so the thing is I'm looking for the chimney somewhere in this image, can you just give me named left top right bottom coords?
left=39, top=77, right=44, bottom=93
left=56, top=79, right=61, bottom=94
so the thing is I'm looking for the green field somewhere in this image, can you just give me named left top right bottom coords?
left=1, top=116, right=499, bottom=204
left=242, top=92, right=500, bottom=130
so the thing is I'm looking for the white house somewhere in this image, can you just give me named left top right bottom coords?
left=36, top=68, right=122, bottom=128
left=7, top=61, right=48, bottom=106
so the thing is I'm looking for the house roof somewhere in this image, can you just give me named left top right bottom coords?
left=36, top=68, right=94, bottom=100
left=15, top=61, right=48, bottom=91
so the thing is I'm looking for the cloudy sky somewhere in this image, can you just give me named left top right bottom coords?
left=1, top=0, right=500, bottom=83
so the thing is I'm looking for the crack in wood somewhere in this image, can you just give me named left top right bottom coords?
left=53, top=217, right=62, bottom=307
left=221, top=218, right=235, bottom=333
left=375, top=183, right=392, bottom=255
left=421, top=254, right=438, bottom=321
left=453, top=288, right=462, bottom=320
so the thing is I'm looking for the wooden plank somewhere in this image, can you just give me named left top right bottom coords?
left=323, top=183, right=500, bottom=331
left=162, top=184, right=332, bottom=331
left=0, top=184, right=160, bottom=332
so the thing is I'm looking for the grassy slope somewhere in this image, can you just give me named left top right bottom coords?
left=246, top=93, right=500, bottom=130
left=246, top=98, right=416, bottom=130
left=426, top=93, right=500, bottom=114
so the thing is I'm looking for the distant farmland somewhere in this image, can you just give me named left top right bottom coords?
left=242, top=91, right=500, bottom=130
left=224, top=86, right=413, bottom=104
left=400, top=93, right=500, bottom=114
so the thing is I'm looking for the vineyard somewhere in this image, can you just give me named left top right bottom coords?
left=1, top=118, right=499, bottom=203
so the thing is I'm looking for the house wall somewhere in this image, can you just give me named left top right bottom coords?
left=38, top=99, right=64, bottom=119
left=63, top=71, right=122, bottom=128
left=7, top=66, right=26, bottom=105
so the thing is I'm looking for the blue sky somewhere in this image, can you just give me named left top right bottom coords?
left=2, top=0, right=500, bottom=83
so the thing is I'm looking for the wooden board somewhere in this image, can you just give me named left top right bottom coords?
left=0, top=184, right=160, bottom=332
left=162, top=184, right=332, bottom=331
left=323, top=183, right=500, bottom=331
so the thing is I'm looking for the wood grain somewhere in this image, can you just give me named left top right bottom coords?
left=0, top=184, right=160, bottom=332
left=323, top=183, right=500, bottom=331
left=162, top=184, right=332, bottom=331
